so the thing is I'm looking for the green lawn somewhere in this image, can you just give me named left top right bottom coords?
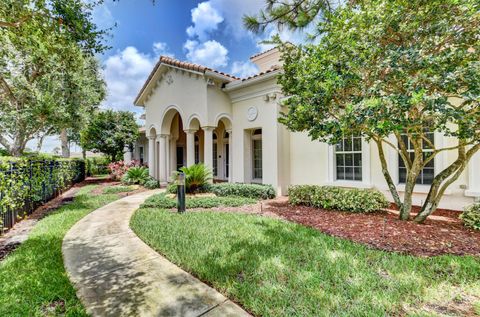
left=131, top=209, right=480, bottom=317
left=0, top=185, right=121, bottom=317
left=102, top=184, right=138, bottom=194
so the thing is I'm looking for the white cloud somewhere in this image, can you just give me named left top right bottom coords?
left=153, top=42, right=174, bottom=58
left=186, top=2, right=224, bottom=41
left=101, top=44, right=159, bottom=113
left=231, top=61, right=258, bottom=78
left=184, top=40, right=228, bottom=68
left=209, top=0, right=264, bottom=40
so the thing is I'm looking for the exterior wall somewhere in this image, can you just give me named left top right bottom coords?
left=228, top=77, right=288, bottom=195
left=289, top=131, right=478, bottom=209
left=251, top=49, right=283, bottom=72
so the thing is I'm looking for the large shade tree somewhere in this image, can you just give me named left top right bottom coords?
left=0, top=0, right=108, bottom=156
left=248, top=0, right=480, bottom=222
left=80, top=110, right=139, bottom=162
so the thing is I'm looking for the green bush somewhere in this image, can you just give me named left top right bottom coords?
left=141, top=193, right=256, bottom=209
left=289, top=185, right=389, bottom=213
left=121, top=166, right=149, bottom=185
left=144, top=177, right=160, bottom=189
left=103, top=185, right=137, bottom=194
left=85, top=156, right=110, bottom=176
left=210, top=183, right=276, bottom=199
left=0, top=157, right=85, bottom=224
left=173, top=164, right=212, bottom=193
left=460, top=204, right=480, bottom=230
left=166, top=182, right=275, bottom=199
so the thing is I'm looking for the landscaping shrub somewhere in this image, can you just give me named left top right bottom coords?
left=166, top=182, right=275, bottom=199
left=210, top=183, right=276, bottom=199
left=173, top=164, right=212, bottom=193
left=107, top=160, right=141, bottom=180
left=141, top=193, right=256, bottom=209
left=144, top=177, right=160, bottom=189
left=121, top=166, right=149, bottom=185
left=85, top=156, right=110, bottom=176
left=289, top=185, right=389, bottom=213
left=0, top=157, right=85, bottom=228
left=460, top=203, right=480, bottom=230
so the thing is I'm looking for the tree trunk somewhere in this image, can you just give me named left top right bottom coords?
left=60, top=129, right=70, bottom=158
left=374, top=138, right=403, bottom=208
left=414, top=143, right=479, bottom=223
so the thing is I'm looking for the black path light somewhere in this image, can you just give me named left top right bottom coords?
left=177, top=172, right=186, bottom=213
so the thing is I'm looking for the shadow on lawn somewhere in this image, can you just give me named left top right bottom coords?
left=191, top=217, right=478, bottom=316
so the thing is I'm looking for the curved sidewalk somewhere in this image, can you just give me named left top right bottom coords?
left=62, top=190, right=249, bottom=317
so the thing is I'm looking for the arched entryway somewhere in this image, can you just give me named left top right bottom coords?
left=148, top=108, right=233, bottom=184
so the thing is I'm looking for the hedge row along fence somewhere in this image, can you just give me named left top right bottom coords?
left=288, top=185, right=389, bottom=213
left=0, top=157, right=85, bottom=232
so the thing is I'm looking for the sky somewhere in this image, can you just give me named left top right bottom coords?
left=31, top=0, right=309, bottom=153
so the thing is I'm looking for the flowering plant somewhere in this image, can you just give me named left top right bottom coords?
left=108, top=160, right=141, bottom=180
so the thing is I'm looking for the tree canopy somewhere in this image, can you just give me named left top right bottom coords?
left=259, top=0, right=480, bottom=221
left=0, top=0, right=108, bottom=156
left=80, top=110, right=139, bottom=162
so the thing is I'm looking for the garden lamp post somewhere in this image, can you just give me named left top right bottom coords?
left=177, top=172, right=186, bottom=213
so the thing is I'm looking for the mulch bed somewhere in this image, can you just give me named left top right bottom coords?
left=260, top=198, right=480, bottom=257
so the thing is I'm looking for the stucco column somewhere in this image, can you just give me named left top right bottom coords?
left=169, top=136, right=177, bottom=178
left=158, top=134, right=169, bottom=184
left=185, top=129, right=196, bottom=167
left=123, top=145, right=132, bottom=164
left=203, top=127, right=214, bottom=178
left=148, top=136, right=156, bottom=177
left=227, top=129, right=233, bottom=183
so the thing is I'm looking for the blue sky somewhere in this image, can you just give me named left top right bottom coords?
left=32, top=0, right=308, bottom=153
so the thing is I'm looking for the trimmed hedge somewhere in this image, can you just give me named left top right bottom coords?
left=289, top=185, right=389, bottom=213
left=460, top=204, right=480, bottom=230
left=210, top=183, right=276, bottom=199
left=0, top=157, right=85, bottom=228
left=166, top=183, right=276, bottom=200
left=141, top=193, right=257, bottom=209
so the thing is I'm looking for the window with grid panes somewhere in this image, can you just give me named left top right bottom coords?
left=335, top=135, right=363, bottom=181
left=398, top=131, right=435, bottom=185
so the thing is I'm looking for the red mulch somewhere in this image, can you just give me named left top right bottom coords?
left=262, top=198, right=480, bottom=257
left=388, top=203, right=463, bottom=219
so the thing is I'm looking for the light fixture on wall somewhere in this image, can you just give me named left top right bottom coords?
left=269, top=93, right=277, bottom=100
left=263, top=94, right=270, bottom=102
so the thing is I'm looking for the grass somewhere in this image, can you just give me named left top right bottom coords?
left=0, top=185, right=121, bottom=317
left=140, top=193, right=257, bottom=209
left=102, top=184, right=138, bottom=194
left=131, top=209, right=480, bottom=317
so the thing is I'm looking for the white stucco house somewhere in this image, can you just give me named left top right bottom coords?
left=128, top=47, right=480, bottom=209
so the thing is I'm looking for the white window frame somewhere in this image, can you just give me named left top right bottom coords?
left=252, top=129, right=263, bottom=183
left=327, top=137, right=371, bottom=188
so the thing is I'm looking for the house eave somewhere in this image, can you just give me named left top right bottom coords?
left=223, top=69, right=281, bottom=92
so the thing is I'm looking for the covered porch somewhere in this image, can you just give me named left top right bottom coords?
left=146, top=108, right=233, bottom=185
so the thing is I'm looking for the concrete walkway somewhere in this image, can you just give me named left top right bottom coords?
left=62, top=190, right=250, bottom=317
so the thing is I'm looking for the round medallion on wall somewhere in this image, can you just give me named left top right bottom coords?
left=247, top=106, right=258, bottom=122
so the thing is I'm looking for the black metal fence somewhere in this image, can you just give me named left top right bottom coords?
left=0, top=160, right=85, bottom=233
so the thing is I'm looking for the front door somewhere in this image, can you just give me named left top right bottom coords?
left=176, top=146, right=184, bottom=170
